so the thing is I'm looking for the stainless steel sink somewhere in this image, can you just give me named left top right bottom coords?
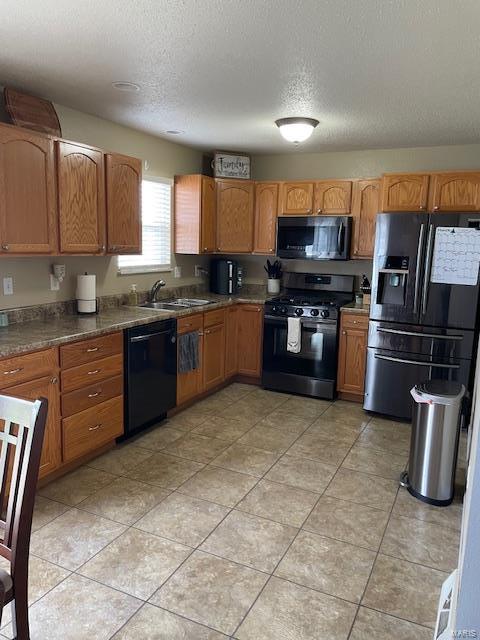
left=175, top=298, right=213, bottom=306
left=138, top=298, right=214, bottom=311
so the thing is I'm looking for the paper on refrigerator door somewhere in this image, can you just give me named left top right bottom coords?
left=430, top=227, right=480, bottom=286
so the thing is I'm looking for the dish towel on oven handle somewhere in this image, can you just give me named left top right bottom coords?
left=287, top=317, right=302, bottom=353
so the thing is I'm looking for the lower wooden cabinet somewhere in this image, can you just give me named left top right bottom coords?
left=225, top=306, right=239, bottom=377
left=237, top=304, right=264, bottom=377
left=337, top=312, right=368, bottom=401
left=203, top=322, right=226, bottom=391
left=177, top=313, right=204, bottom=405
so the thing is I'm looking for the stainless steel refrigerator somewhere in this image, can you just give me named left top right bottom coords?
left=364, top=212, right=480, bottom=420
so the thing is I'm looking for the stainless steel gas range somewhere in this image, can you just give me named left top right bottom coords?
left=262, top=272, right=354, bottom=399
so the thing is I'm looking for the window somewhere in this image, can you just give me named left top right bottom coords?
left=117, top=177, right=172, bottom=274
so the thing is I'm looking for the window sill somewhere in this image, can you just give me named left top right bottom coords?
left=117, top=265, right=172, bottom=276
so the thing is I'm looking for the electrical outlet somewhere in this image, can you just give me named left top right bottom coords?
left=3, top=277, right=13, bottom=295
left=194, top=265, right=206, bottom=277
left=50, top=274, right=60, bottom=291
left=174, top=266, right=182, bottom=278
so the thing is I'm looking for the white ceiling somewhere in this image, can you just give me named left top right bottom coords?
left=1, top=1, right=480, bottom=153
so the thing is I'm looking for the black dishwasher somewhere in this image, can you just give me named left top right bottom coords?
left=124, top=319, right=177, bottom=436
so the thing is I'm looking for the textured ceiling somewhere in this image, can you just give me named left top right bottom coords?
left=1, top=0, right=480, bottom=153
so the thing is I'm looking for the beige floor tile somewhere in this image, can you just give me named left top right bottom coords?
left=321, top=403, right=371, bottom=427
left=276, top=530, right=376, bottom=603
left=236, top=576, right=357, bottom=640
left=200, top=510, right=297, bottom=572
left=380, top=514, right=460, bottom=571
left=125, top=452, right=204, bottom=489
left=217, top=382, right=256, bottom=402
left=306, top=417, right=365, bottom=444
left=393, top=487, right=463, bottom=530
left=166, top=409, right=209, bottom=431
left=368, top=415, right=411, bottom=430
left=342, top=444, right=407, bottom=480
left=237, top=479, right=319, bottom=527
left=78, top=477, right=170, bottom=525
left=288, top=430, right=352, bottom=466
left=135, top=492, right=229, bottom=546
left=178, top=466, right=257, bottom=507
left=79, top=528, right=191, bottom=600
left=87, top=443, right=154, bottom=475
left=163, top=433, right=230, bottom=463
left=325, top=468, right=399, bottom=511
left=211, top=443, right=279, bottom=477
left=193, top=394, right=235, bottom=414
left=265, top=455, right=337, bottom=493
left=350, top=606, right=433, bottom=640
left=254, top=412, right=314, bottom=435
left=357, top=422, right=411, bottom=455
left=133, top=425, right=185, bottom=451
left=112, top=603, right=227, bottom=639
left=278, top=395, right=331, bottom=418
left=237, top=424, right=299, bottom=453
left=362, top=554, right=447, bottom=628
left=303, top=495, right=389, bottom=551
left=151, top=550, right=268, bottom=635
left=219, top=398, right=277, bottom=420
left=193, top=415, right=254, bottom=441
left=31, top=495, right=69, bottom=532
left=30, top=508, right=126, bottom=570
left=38, top=466, right=116, bottom=506
left=1, top=574, right=141, bottom=640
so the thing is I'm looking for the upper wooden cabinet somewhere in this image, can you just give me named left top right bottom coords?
left=105, top=153, right=142, bottom=254
left=174, top=174, right=216, bottom=254
left=216, top=179, right=254, bottom=252
left=279, top=182, right=314, bottom=215
left=351, top=179, right=381, bottom=259
left=381, top=173, right=430, bottom=211
left=0, top=124, right=57, bottom=254
left=57, top=141, right=106, bottom=254
left=314, top=180, right=352, bottom=214
left=429, top=172, right=480, bottom=212
left=253, top=182, right=278, bottom=254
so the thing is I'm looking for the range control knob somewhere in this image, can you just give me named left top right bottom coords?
left=272, top=305, right=279, bottom=314
left=320, top=309, right=330, bottom=319
left=280, top=306, right=288, bottom=315
left=294, top=308, right=304, bottom=317
left=310, top=309, right=319, bottom=317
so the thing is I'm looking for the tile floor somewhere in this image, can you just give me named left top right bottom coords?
left=6, top=383, right=465, bottom=639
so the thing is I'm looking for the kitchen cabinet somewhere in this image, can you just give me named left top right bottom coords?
left=253, top=182, right=278, bottom=254
left=381, top=173, right=430, bottom=212
left=279, top=182, right=314, bottom=215
left=57, top=141, right=106, bottom=254
left=429, top=172, right=480, bottom=212
left=237, top=304, right=263, bottom=377
left=351, top=179, right=381, bottom=258
left=337, top=312, right=368, bottom=401
left=203, top=312, right=226, bottom=391
left=216, top=179, right=254, bottom=252
left=176, top=313, right=204, bottom=405
left=105, top=153, right=142, bottom=254
left=314, top=180, right=352, bottom=214
left=0, top=123, right=57, bottom=254
left=174, top=174, right=216, bottom=254
left=225, top=305, right=239, bottom=377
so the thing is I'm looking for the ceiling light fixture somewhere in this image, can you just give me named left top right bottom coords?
left=112, top=81, right=140, bottom=92
left=275, top=117, right=319, bottom=143
left=164, top=130, right=184, bottom=135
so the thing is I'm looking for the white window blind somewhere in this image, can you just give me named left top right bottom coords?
left=118, top=177, right=172, bottom=274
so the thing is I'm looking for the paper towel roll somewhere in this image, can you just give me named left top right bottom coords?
left=77, top=299, right=97, bottom=314
left=76, top=274, right=96, bottom=301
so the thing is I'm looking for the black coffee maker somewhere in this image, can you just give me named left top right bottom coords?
left=210, top=259, right=242, bottom=295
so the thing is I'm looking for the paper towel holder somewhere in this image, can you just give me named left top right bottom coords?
left=76, top=273, right=99, bottom=315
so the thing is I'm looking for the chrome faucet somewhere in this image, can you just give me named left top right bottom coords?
left=149, top=279, right=166, bottom=302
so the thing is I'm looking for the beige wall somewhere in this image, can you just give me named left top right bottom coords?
left=0, top=103, right=209, bottom=310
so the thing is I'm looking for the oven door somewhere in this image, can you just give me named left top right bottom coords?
left=262, top=314, right=339, bottom=398
left=277, top=216, right=351, bottom=260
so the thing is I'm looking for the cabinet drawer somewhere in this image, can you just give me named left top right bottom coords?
left=63, top=396, right=123, bottom=463
left=0, top=348, right=58, bottom=388
left=204, top=308, right=225, bottom=328
left=341, top=313, right=369, bottom=331
left=177, top=313, right=204, bottom=335
left=60, top=332, right=122, bottom=369
left=61, top=353, right=123, bottom=393
left=61, top=375, right=123, bottom=417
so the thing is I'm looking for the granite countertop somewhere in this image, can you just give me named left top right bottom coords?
left=0, top=294, right=271, bottom=358
left=340, top=302, right=370, bottom=316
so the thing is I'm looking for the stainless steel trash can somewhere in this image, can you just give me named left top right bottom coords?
left=405, top=380, right=465, bottom=506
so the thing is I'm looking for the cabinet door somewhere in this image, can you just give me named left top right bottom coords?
left=351, top=179, right=381, bottom=259
left=314, top=180, right=352, bottom=214
left=3, top=374, right=61, bottom=479
left=0, top=125, right=57, bottom=254
left=337, top=319, right=367, bottom=396
left=279, top=182, right=314, bottom=215
left=381, top=173, right=429, bottom=212
left=106, top=153, right=142, bottom=254
left=201, top=176, right=216, bottom=253
left=57, top=142, right=106, bottom=253
left=177, top=333, right=204, bottom=405
left=225, top=306, right=239, bottom=377
left=237, top=305, right=263, bottom=377
left=253, top=182, right=278, bottom=254
left=203, top=323, right=226, bottom=390
left=216, top=180, right=254, bottom=252
left=430, top=172, right=480, bottom=212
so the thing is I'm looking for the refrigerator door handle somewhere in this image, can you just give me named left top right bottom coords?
left=374, top=354, right=460, bottom=369
left=376, top=327, right=463, bottom=341
left=421, top=223, right=435, bottom=315
left=413, top=223, right=425, bottom=314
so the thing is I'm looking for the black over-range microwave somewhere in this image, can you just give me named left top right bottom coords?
left=276, top=215, right=352, bottom=260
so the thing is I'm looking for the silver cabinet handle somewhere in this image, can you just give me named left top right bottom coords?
left=88, top=424, right=103, bottom=431
left=51, top=376, right=58, bottom=384
left=3, top=367, right=23, bottom=375
left=1, top=244, right=9, bottom=251
left=86, top=347, right=99, bottom=353
left=130, top=329, right=173, bottom=342
left=374, top=354, right=460, bottom=369
left=421, top=224, right=434, bottom=315
left=87, top=391, right=101, bottom=398
left=377, top=327, right=463, bottom=341
left=413, top=223, right=425, bottom=314
left=87, top=369, right=100, bottom=375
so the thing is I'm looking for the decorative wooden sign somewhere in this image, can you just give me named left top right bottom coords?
left=213, top=151, right=251, bottom=179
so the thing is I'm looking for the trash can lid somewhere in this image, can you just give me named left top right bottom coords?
left=411, top=380, right=466, bottom=405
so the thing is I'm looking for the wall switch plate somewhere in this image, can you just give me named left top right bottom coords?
left=50, top=274, right=60, bottom=291
left=174, top=266, right=182, bottom=278
left=3, top=277, right=13, bottom=295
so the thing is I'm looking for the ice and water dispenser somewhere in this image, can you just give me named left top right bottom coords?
left=375, top=256, right=410, bottom=306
